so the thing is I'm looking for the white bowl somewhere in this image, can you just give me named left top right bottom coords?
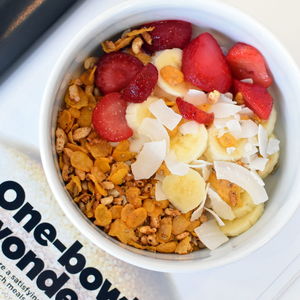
left=40, top=0, right=300, bottom=272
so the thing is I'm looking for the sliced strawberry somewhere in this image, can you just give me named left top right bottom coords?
left=233, top=80, right=273, bottom=120
left=176, top=97, right=214, bottom=125
left=143, top=20, right=192, bottom=52
left=121, top=63, right=158, bottom=103
left=92, top=93, right=133, bottom=142
left=182, top=32, right=232, bottom=93
left=95, top=52, right=143, bottom=94
left=226, top=43, right=272, bottom=88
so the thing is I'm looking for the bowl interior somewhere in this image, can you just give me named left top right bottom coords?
left=43, top=0, right=300, bottom=271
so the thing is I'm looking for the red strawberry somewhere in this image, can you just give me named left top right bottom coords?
left=92, top=93, right=133, bottom=142
left=143, top=20, right=192, bottom=52
left=182, top=32, right=232, bottom=93
left=121, top=63, right=158, bottom=103
left=233, top=80, right=273, bottom=120
left=226, top=43, right=272, bottom=88
left=176, top=97, right=214, bottom=125
left=95, top=52, right=143, bottom=94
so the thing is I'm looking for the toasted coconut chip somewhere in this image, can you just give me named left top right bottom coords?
left=194, top=220, right=229, bottom=250
left=129, top=135, right=150, bottom=152
left=207, top=188, right=235, bottom=220
left=200, top=164, right=212, bottom=181
left=209, top=103, right=241, bottom=118
left=240, top=78, right=254, bottom=84
left=239, top=106, right=254, bottom=115
left=191, top=184, right=209, bottom=221
left=247, top=156, right=269, bottom=171
left=244, top=142, right=258, bottom=156
left=165, top=151, right=190, bottom=176
left=149, top=99, right=182, bottom=130
left=226, top=119, right=241, bottom=133
left=184, top=89, right=207, bottom=106
left=250, top=170, right=265, bottom=186
left=267, top=137, right=280, bottom=155
left=204, top=207, right=225, bottom=226
left=214, top=161, right=268, bottom=204
left=233, top=120, right=258, bottom=139
left=226, top=147, right=236, bottom=154
left=131, top=140, right=166, bottom=180
left=155, top=181, right=168, bottom=201
left=179, top=121, right=200, bottom=135
left=138, top=117, right=170, bottom=148
left=258, top=125, right=268, bottom=158
left=219, top=94, right=237, bottom=104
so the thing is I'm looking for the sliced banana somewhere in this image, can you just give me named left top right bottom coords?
left=162, top=169, right=206, bottom=213
left=232, top=192, right=256, bottom=218
left=152, top=48, right=187, bottom=97
left=170, top=123, right=208, bottom=163
left=220, top=203, right=264, bottom=237
left=125, top=96, right=158, bottom=133
left=261, top=106, right=277, bottom=136
left=258, top=151, right=279, bottom=178
left=204, top=127, right=247, bottom=162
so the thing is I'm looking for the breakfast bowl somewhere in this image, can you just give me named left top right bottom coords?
left=40, top=0, right=300, bottom=272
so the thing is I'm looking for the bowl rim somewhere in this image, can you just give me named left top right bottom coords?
left=40, top=0, right=300, bottom=273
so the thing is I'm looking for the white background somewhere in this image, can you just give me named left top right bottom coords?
left=0, top=1, right=300, bottom=299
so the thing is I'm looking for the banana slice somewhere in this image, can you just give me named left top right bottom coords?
left=125, top=96, right=158, bottom=133
left=162, top=169, right=206, bottom=213
left=204, top=127, right=247, bottom=162
left=220, top=203, right=264, bottom=237
left=232, top=192, right=256, bottom=218
left=170, top=123, right=208, bottom=163
left=152, top=48, right=187, bottom=97
left=261, top=106, right=277, bottom=136
left=258, top=151, right=279, bottom=178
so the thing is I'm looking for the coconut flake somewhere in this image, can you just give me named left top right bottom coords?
left=244, top=142, right=258, bottom=156
left=226, top=147, right=236, bottom=154
left=214, top=118, right=228, bottom=129
left=155, top=181, right=168, bottom=201
left=131, top=140, right=166, bottom=180
left=204, top=208, right=225, bottom=226
left=164, top=151, right=190, bottom=176
left=129, top=135, right=150, bottom=152
left=209, top=103, right=241, bottom=118
left=250, top=170, right=265, bottom=186
left=233, top=120, right=258, bottom=139
left=184, top=89, right=207, bottom=106
left=240, top=78, right=254, bottom=84
left=154, top=172, right=165, bottom=182
left=267, top=137, right=280, bottom=155
left=258, top=124, right=268, bottom=158
left=226, top=119, right=241, bottom=133
left=179, top=121, right=200, bottom=135
left=149, top=99, right=182, bottom=130
left=219, top=94, right=236, bottom=104
left=247, top=156, right=269, bottom=171
left=191, top=184, right=209, bottom=221
left=207, top=188, right=235, bottom=220
left=239, top=106, right=254, bottom=115
left=214, top=161, right=268, bottom=204
left=194, top=220, right=229, bottom=250
left=138, top=118, right=170, bottom=148
left=200, top=165, right=212, bottom=181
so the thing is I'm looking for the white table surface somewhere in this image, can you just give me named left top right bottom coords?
left=1, top=1, right=300, bottom=299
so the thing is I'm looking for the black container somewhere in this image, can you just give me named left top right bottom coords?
left=0, top=0, right=79, bottom=78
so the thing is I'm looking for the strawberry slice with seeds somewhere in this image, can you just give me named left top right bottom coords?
left=92, top=93, right=133, bottom=142
left=95, top=52, right=143, bottom=94
left=226, top=42, right=272, bottom=88
left=143, top=20, right=192, bottom=52
left=176, top=97, right=214, bottom=125
left=182, top=32, right=232, bottom=93
left=233, top=80, right=273, bottom=120
left=121, top=63, right=158, bottom=103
